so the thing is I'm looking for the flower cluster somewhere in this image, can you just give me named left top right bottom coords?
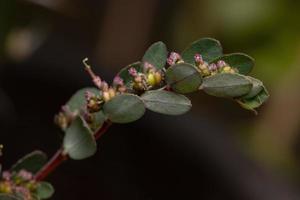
left=128, top=62, right=163, bottom=92
left=54, top=105, right=77, bottom=130
left=193, top=53, right=237, bottom=77
left=0, top=170, right=37, bottom=200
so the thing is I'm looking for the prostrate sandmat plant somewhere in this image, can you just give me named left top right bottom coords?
left=0, top=38, right=269, bottom=200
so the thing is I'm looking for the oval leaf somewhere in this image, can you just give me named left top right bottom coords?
left=211, top=53, right=254, bottom=75
left=141, top=90, right=192, bottom=115
left=237, top=86, right=269, bottom=112
left=142, top=41, right=167, bottom=70
left=63, top=117, right=97, bottom=160
left=103, top=94, right=145, bottom=123
left=182, top=38, right=223, bottom=64
left=11, top=151, right=47, bottom=174
left=89, top=111, right=106, bottom=133
left=35, top=182, right=54, bottom=199
left=116, top=62, right=142, bottom=86
left=243, top=76, right=263, bottom=99
left=202, top=73, right=252, bottom=98
left=165, top=63, right=202, bottom=94
left=66, top=87, right=100, bottom=112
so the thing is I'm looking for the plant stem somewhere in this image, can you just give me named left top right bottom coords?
left=34, top=148, right=67, bottom=181
left=34, top=121, right=112, bottom=181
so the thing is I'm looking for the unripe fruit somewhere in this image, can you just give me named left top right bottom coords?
left=223, top=66, right=231, bottom=73
left=108, top=88, right=116, bottom=98
left=202, top=68, right=210, bottom=76
left=154, top=71, right=162, bottom=84
left=133, top=82, right=144, bottom=91
left=199, top=63, right=208, bottom=71
left=147, top=73, right=156, bottom=86
left=103, top=91, right=111, bottom=102
left=87, top=99, right=101, bottom=113
left=0, top=182, right=12, bottom=193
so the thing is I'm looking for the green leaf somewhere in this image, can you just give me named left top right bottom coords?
left=211, top=53, right=254, bottom=75
left=182, top=38, right=223, bottom=64
left=0, top=194, right=20, bottom=200
left=66, top=87, right=100, bottom=112
left=142, top=41, right=167, bottom=70
left=35, top=182, right=54, bottom=199
left=63, top=117, right=97, bottom=160
left=243, top=76, right=263, bottom=99
left=202, top=73, right=252, bottom=98
left=237, top=86, right=269, bottom=112
left=165, top=63, right=202, bottom=94
left=116, top=62, right=142, bottom=86
left=103, top=94, right=145, bottom=123
left=89, top=111, right=106, bottom=133
left=11, top=151, right=47, bottom=174
left=141, top=90, right=192, bottom=115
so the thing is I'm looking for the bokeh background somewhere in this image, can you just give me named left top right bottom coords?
left=1, top=0, right=300, bottom=199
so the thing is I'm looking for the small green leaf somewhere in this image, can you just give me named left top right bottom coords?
left=63, top=117, right=97, bottom=160
left=103, top=94, right=145, bottom=123
left=202, top=73, right=252, bottom=98
left=89, top=111, right=106, bottom=133
left=0, top=194, right=20, bottom=200
left=141, top=90, right=192, bottom=115
left=243, top=76, right=263, bottom=99
left=66, top=87, right=100, bottom=112
left=11, top=151, right=47, bottom=174
left=35, top=182, right=54, bottom=199
left=142, top=41, right=168, bottom=70
left=165, top=63, right=202, bottom=94
left=182, top=38, right=223, bottom=64
left=116, top=62, right=142, bottom=86
left=211, top=53, right=254, bottom=75
left=237, top=86, right=269, bottom=112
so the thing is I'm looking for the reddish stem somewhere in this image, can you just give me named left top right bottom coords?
left=34, top=121, right=112, bottom=181
left=34, top=148, right=67, bottom=181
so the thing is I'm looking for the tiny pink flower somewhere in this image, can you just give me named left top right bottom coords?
left=208, top=63, right=217, bottom=71
left=217, top=60, right=226, bottom=68
left=167, top=52, right=181, bottom=65
left=2, top=171, right=11, bottom=181
left=113, top=75, right=124, bottom=86
left=128, top=67, right=138, bottom=77
left=194, top=53, right=203, bottom=63
left=18, top=170, right=33, bottom=181
left=143, top=62, right=154, bottom=72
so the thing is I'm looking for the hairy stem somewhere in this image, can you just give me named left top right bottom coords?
left=34, top=121, right=112, bottom=181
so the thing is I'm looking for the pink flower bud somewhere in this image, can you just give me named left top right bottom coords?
left=113, top=75, right=124, bottom=86
left=194, top=53, right=203, bottom=63
left=208, top=63, right=217, bottom=71
left=128, top=67, right=138, bottom=77
left=143, top=62, right=154, bottom=72
left=2, top=171, right=11, bottom=181
left=18, top=170, right=33, bottom=180
left=167, top=52, right=181, bottom=65
left=217, top=60, right=226, bottom=68
left=14, top=186, right=31, bottom=199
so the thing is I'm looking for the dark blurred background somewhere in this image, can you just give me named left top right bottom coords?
left=1, top=0, right=300, bottom=199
